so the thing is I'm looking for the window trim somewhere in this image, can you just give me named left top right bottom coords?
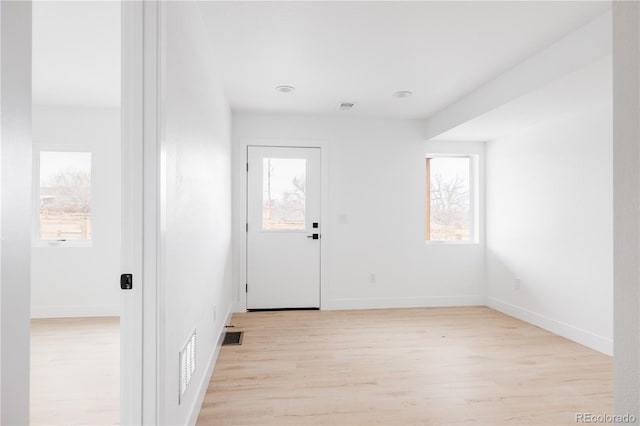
left=425, top=154, right=477, bottom=244
left=32, top=145, right=94, bottom=248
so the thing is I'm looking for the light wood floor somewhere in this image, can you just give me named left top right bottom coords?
left=30, top=317, right=119, bottom=426
left=197, top=307, right=612, bottom=426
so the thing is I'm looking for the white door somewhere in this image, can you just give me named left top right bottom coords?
left=247, top=146, right=321, bottom=309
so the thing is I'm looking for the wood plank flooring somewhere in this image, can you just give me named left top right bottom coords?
left=197, top=307, right=612, bottom=425
left=30, top=317, right=119, bottom=426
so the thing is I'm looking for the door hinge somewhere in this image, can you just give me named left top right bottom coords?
left=245, top=283, right=248, bottom=293
left=246, top=162, right=249, bottom=172
left=246, top=223, right=248, bottom=232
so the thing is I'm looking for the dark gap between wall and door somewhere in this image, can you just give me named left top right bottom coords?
left=246, top=307, right=320, bottom=312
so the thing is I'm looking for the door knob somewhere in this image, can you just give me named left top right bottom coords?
left=307, top=234, right=320, bottom=239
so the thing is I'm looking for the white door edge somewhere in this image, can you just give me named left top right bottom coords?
left=120, top=1, right=143, bottom=424
left=121, top=1, right=161, bottom=424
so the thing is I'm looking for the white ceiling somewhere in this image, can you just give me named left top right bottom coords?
left=30, top=1, right=610, bottom=117
left=32, top=1, right=120, bottom=108
left=199, top=1, right=611, bottom=119
left=435, top=55, right=612, bottom=142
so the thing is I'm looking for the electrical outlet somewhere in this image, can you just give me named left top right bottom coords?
left=514, top=277, right=521, bottom=290
left=369, top=272, right=377, bottom=284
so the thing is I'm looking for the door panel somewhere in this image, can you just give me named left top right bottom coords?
left=247, top=146, right=321, bottom=309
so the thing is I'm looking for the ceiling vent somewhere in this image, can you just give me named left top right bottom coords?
left=275, top=85, right=295, bottom=93
left=338, top=102, right=355, bottom=111
left=393, top=90, right=413, bottom=99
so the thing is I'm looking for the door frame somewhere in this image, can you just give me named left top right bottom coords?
left=121, top=1, right=143, bottom=423
left=121, top=1, right=160, bottom=424
left=234, top=139, right=329, bottom=312
left=246, top=146, right=322, bottom=310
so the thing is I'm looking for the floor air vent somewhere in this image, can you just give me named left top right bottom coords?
left=222, top=331, right=243, bottom=346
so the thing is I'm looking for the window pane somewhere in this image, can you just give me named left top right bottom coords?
left=262, top=158, right=306, bottom=230
left=429, top=157, right=471, bottom=241
left=39, top=151, right=92, bottom=240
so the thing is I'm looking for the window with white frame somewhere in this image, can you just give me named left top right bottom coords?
left=36, top=150, right=92, bottom=244
left=426, top=155, right=475, bottom=242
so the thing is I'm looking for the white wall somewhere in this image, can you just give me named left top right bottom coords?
left=485, top=103, right=613, bottom=354
left=612, top=1, right=640, bottom=417
left=160, top=3, right=233, bottom=425
left=1, top=1, right=32, bottom=423
left=232, top=114, right=485, bottom=311
left=30, top=105, right=121, bottom=318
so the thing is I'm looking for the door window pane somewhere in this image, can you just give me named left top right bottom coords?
left=427, top=156, right=471, bottom=241
left=262, top=158, right=306, bottom=230
left=39, top=151, right=92, bottom=240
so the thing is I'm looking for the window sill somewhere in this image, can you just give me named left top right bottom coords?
left=33, top=240, right=93, bottom=248
left=425, top=240, right=479, bottom=245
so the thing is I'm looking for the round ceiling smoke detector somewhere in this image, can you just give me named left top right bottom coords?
left=393, top=90, right=413, bottom=99
left=275, top=85, right=295, bottom=94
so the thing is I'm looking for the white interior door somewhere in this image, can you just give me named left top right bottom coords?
left=247, top=146, right=321, bottom=309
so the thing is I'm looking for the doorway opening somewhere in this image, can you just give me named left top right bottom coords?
left=30, top=2, right=122, bottom=424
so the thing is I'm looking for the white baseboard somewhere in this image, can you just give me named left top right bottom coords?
left=324, top=295, right=484, bottom=310
left=31, top=304, right=120, bottom=318
left=487, top=296, right=613, bottom=356
left=186, top=306, right=233, bottom=426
